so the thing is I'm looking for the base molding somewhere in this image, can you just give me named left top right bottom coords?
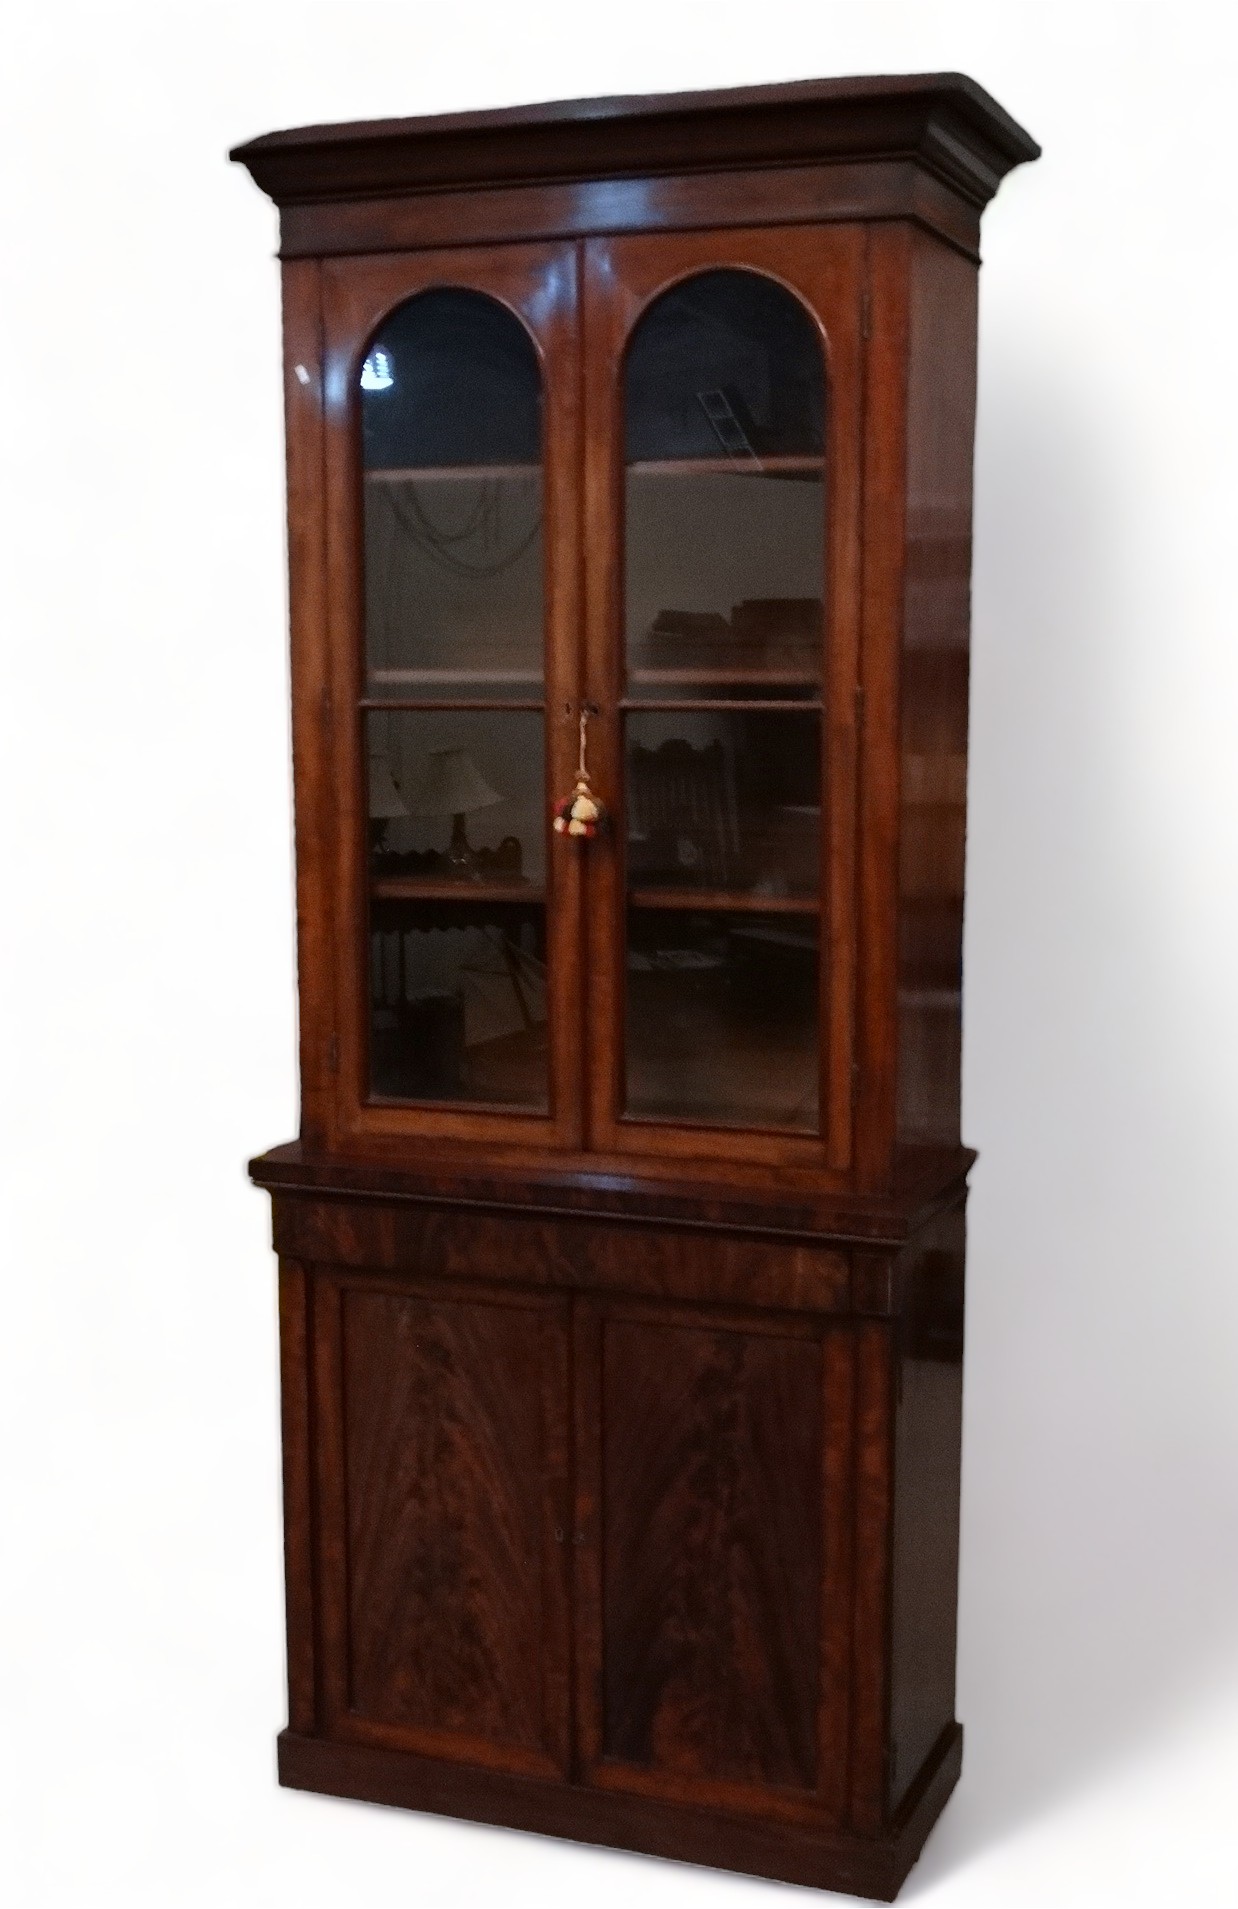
left=277, top=1722, right=962, bottom=1902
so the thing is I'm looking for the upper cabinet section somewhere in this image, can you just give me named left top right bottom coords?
left=231, top=73, right=1039, bottom=263
left=238, top=78, right=1038, bottom=1183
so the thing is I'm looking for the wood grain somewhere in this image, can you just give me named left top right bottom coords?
left=252, top=1134, right=977, bottom=1245
left=277, top=1260, right=317, bottom=1733
left=599, top=1315, right=821, bottom=1789
left=280, top=260, right=336, bottom=1149
left=896, top=231, right=978, bottom=1151
left=272, top=162, right=986, bottom=266
left=315, top=1274, right=571, bottom=1776
left=849, top=1318, right=896, bottom=1833
left=274, top=1197, right=853, bottom=1313
left=887, top=1202, right=965, bottom=1811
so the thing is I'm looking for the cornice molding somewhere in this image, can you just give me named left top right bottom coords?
left=231, top=73, right=1039, bottom=215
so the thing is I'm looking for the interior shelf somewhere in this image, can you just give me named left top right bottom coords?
left=627, top=455, right=824, bottom=478
left=371, top=876, right=544, bottom=904
left=367, top=667, right=543, bottom=686
left=627, top=667, right=819, bottom=687
left=628, top=886, right=817, bottom=916
left=365, top=463, right=540, bottom=483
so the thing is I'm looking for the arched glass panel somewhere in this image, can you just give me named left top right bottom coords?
left=361, top=290, right=548, bottom=1110
left=621, top=270, right=825, bottom=1132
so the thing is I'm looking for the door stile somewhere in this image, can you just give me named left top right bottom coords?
left=278, top=1258, right=318, bottom=1736
left=570, top=1295, right=605, bottom=1775
left=819, top=1321, right=859, bottom=1824
left=280, top=258, right=338, bottom=1152
left=309, top=1269, right=351, bottom=1731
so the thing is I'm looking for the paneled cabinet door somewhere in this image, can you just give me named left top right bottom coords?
left=314, top=241, right=585, bottom=1153
left=311, top=1273, right=573, bottom=1778
left=581, top=227, right=865, bottom=1173
left=572, top=1299, right=856, bottom=1824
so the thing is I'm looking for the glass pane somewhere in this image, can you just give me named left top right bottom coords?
left=626, top=909, right=818, bottom=1131
left=366, top=710, right=545, bottom=890
left=356, top=287, right=550, bottom=1116
left=367, top=712, right=546, bottom=1104
left=625, top=270, right=824, bottom=463
left=361, top=290, right=543, bottom=699
left=625, top=270, right=824, bottom=697
left=621, top=270, right=826, bottom=1132
left=627, top=710, right=819, bottom=903
left=370, top=896, right=547, bottom=1109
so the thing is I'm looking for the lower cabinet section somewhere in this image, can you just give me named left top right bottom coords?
left=276, top=1195, right=965, bottom=1900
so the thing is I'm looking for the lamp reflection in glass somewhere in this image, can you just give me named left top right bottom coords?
left=360, top=347, right=394, bottom=391
left=368, top=751, right=407, bottom=857
left=405, top=747, right=504, bottom=878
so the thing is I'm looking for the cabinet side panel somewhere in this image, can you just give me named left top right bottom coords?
left=897, top=236, right=978, bottom=1149
left=281, top=259, right=337, bottom=1149
left=888, top=1201, right=965, bottom=1810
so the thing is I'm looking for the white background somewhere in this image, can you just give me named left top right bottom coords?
left=2, top=4, right=1236, bottom=1904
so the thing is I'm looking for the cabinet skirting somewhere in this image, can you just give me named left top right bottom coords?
left=277, top=1723, right=963, bottom=1902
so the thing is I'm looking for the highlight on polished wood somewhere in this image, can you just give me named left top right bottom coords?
left=233, top=70, right=1038, bottom=1903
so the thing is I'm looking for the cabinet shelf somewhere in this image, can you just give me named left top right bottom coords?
left=371, top=877, right=543, bottom=904
left=628, top=886, right=817, bottom=916
left=365, top=463, right=540, bottom=483
left=367, top=668, right=543, bottom=686
left=627, top=455, right=823, bottom=478
left=627, top=668, right=819, bottom=688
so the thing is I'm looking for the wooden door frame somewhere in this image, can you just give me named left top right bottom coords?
left=289, top=240, right=586, bottom=1154
left=580, top=225, right=864, bottom=1173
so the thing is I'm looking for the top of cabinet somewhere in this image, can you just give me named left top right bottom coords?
left=231, top=72, right=1039, bottom=213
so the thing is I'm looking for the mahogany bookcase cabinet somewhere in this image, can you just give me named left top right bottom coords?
left=234, top=74, right=1038, bottom=1902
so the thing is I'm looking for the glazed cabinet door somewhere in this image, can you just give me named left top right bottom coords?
left=304, top=243, right=584, bottom=1152
left=581, top=227, right=865, bottom=1172
left=311, top=1271, right=572, bottom=1778
left=573, top=1299, right=856, bottom=1824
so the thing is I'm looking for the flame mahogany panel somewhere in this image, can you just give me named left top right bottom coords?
left=313, top=1274, right=572, bottom=1777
